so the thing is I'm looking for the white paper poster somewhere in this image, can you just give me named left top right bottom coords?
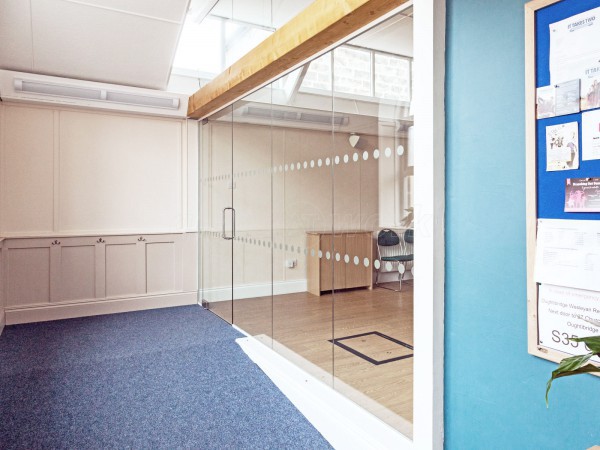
left=545, top=122, right=579, bottom=171
left=535, top=219, right=600, bottom=292
left=537, top=85, right=556, bottom=119
left=538, top=284, right=600, bottom=362
left=549, top=7, right=600, bottom=85
left=581, top=74, right=600, bottom=110
left=555, top=79, right=580, bottom=116
left=582, top=109, right=600, bottom=161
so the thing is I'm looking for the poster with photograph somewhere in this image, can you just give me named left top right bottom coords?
left=537, top=85, right=555, bottom=118
left=582, top=110, right=600, bottom=161
left=555, top=79, right=580, bottom=116
left=546, top=122, right=579, bottom=171
left=581, top=74, right=600, bottom=110
left=550, top=7, right=600, bottom=85
left=565, top=178, right=600, bottom=212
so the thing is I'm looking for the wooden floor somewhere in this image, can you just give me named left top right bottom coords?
left=208, top=282, right=414, bottom=431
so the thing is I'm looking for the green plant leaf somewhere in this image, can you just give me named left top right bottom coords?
left=584, top=318, right=600, bottom=328
left=569, top=336, right=600, bottom=353
left=545, top=353, right=600, bottom=407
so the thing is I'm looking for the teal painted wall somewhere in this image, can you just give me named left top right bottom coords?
left=445, top=0, right=600, bottom=448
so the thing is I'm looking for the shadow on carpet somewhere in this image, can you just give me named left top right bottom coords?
left=0, top=306, right=332, bottom=449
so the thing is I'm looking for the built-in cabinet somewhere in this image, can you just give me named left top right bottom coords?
left=0, top=233, right=197, bottom=324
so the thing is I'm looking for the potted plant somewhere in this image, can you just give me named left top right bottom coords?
left=546, top=319, right=600, bottom=406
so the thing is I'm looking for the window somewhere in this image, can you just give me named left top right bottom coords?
left=172, top=15, right=273, bottom=79
left=300, top=45, right=412, bottom=103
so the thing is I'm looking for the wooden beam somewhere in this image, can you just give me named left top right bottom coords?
left=187, top=0, right=408, bottom=119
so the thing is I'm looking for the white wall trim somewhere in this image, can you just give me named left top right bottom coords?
left=202, top=279, right=307, bottom=302
left=0, top=311, right=5, bottom=336
left=413, top=1, right=446, bottom=449
left=237, top=335, right=412, bottom=450
left=5, top=291, right=197, bottom=325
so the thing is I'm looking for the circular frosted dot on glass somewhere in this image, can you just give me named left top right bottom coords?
left=353, top=152, right=359, bottom=162
left=303, top=161, right=308, bottom=169
left=353, top=256, right=359, bottom=265
left=311, top=249, right=315, bottom=257
left=335, top=156, right=340, bottom=165
left=279, top=243, right=283, bottom=250
left=318, top=250, right=323, bottom=258
left=326, top=157, right=331, bottom=166
left=363, top=151, right=369, bottom=161
left=397, top=145, right=405, bottom=156
left=363, top=258, right=370, bottom=267
left=297, top=162, right=301, bottom=170
left=310, top=160, right=315, bottom=168
left=318, top=159, right=323, bottom=167
left=385, top=261, right=393, bottom=271
left=291, top=164, right=295, bottom=171
left=298, top=247, right=302, bottom=254
left=374, top=259, right=381, bottom=269
left=344, top=254, right=350, bottom=264
left=304, top=248, right=307, bottom=255
left=285, top=245, right=289, bottom=251
left=326, top=251, right=331, bottom=260
left=285, top=164, right=289, bottom=171
left=373, top=149, right=380, bottom=159
left=335, top=253, right=341, bottom=261
left=343, top=154, right=349, bottom=163
left=385, top=147, right=392, bottom=158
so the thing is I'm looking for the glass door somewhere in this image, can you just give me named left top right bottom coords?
left=230, top=85, right=274, bottom=340
left=200, top=106, right=234, bottom=323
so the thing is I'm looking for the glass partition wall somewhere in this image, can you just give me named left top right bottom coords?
left=200, top=9, right=414, bottom=437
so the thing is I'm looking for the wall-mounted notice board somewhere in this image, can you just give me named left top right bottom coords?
left=526, top=0, right=600, bottom=367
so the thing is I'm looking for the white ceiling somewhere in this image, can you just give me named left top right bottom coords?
left=0, top=0, right=190, bottom=90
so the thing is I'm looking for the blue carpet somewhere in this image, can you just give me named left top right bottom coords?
left=0, top=306, right=332, bottom=449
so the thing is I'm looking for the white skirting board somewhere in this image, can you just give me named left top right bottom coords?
left=202, top=279, right=307, bottom=302
left=237, top=336, right=413, bottom=450
left=5, top=292, right=198, bottom=325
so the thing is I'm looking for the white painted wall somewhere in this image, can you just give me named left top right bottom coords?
left=0, top=101, right=199, bottom=322
left=0, top=103, right=198, bottom=236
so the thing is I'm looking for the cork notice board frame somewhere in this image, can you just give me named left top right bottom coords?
left=525, top=0, right=600, bottom=367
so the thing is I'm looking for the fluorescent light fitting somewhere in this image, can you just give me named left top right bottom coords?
left=13, top=79, right=180, bottom=110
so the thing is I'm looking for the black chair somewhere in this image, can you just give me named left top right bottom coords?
left=375, top=228, right=414, bottom=291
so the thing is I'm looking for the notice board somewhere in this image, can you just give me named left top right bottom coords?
left=526, top=0, right=600, bottom=366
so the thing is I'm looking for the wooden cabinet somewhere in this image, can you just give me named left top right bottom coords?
left=306, top=231, right=373, bottom=296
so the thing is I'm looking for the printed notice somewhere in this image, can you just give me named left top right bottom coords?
left=538, top=284, right=600, bottom=362
left=535, top=219, right=600, bottom=292
left=537, top=85, right=556, bottom=119
left=555, top=79, right=580, bottom=116
left=550, top=7, right=600, bottom=85
left=581, top=74, right=600, bottom=110
left=582, top=109, right=600, bottom=161
left=546, top=122, right=579, bottom=171
left=565, top=178, right=600, bottom=212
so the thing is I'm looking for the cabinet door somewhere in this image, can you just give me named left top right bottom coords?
left=320, top=234, right=345, bottom=292
left=345, top=233, right=372, bottom=289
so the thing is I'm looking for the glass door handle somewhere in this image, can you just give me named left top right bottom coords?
left=222, top=207, right=235, bottom=240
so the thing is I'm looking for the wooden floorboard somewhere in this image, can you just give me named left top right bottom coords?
left=209, top=283, right=413, bottom=428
